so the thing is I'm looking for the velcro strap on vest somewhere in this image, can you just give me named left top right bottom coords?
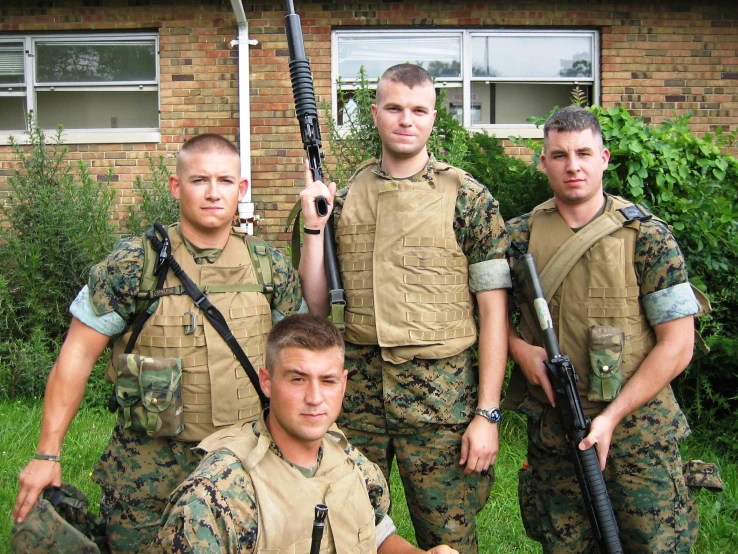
left=229, top=305, right=271, bottom=319
left=237, top=385, right=256, bottom=398
left=344, top=278, right=373, bottom=290
left=623, top=334, right=656, bottom=355
left=342, top=260, right=372, bottom=272
left=201, top=284, right=267, bottom=294
left=146, top=412, right=159, bottom=435
left=182, top=371, right=209, bottom=385
left=346, top=312, right=375, bottom=326
left=138, top=335, right=206, bottom=348
left=337, top=224, right=376, bottom=236
left=230, top=323, right=270, bottom=340
left=406, top=292, right=470, bottom=304
left=588, top=305, right=641, bottom=318
left=347, top=295, right=374, bottom=308
left=589, top=286, right=640, bottom=298
left=404, top=255, right=465, bottom=268
left=338, top=242, right=374, bottom=254
left=404, top=237, right=457, bottom=249
left=183, top=412, right=210, bottom=423
left=406, top=309, right=472, bottom=322
left=409, top=326, right=475, bottom=341
left=404, top=274, right=466, bottom=286
left=148, top=314, right=203, bottom=327
left=123, top=406, right=133, bottom=428
left=239, top=405, right=261, bottom=420
left=182, top=393, right=210, bottom=406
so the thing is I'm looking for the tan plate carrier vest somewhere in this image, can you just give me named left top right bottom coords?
left=106, top=226, right=272, bottom=442
left=199, top=421, right=378, bottom=554
left=337, top=159, right=476, bottom=363
left=518, top=195, right=679, bottom=417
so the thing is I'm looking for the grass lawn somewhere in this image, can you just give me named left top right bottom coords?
left=1, top=399, right=735, bottom=553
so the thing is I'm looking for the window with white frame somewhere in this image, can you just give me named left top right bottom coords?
left=332, top=30, right=598, bottom=134
left=0, top=33, right=159, bottom=140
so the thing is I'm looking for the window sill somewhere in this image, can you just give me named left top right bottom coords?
left=0, top=129, right=161, bottom=146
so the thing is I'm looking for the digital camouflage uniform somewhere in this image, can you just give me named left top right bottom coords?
left=332, top=157, right=509, bottom=553
left=506, top=195, right=699, bottom=554
left=149, top=414, right=391, bottom=553
left=71, top=228, right=303, bottom=554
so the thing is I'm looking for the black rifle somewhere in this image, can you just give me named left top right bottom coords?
left=284, top=0, right=346, bottom=331
left=309, top=504, right=328, bottom=554
left=512, top=253, right=623, bottom=554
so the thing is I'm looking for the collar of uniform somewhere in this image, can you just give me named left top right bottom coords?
left=176, top=224, right=223, bottom=265
left=374, top=153, right=438, bottom=183
left=255, top=409, right=324, bottom=476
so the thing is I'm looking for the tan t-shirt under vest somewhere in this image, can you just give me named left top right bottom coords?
left=107, top=225, right=272, bottom=442
left=200, top=420, right=377, bottom=554
left=523, top=196, right=679, bottom=417
left=337, top=159, right=476, bottom=364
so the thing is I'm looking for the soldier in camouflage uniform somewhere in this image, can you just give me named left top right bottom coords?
left=505, top=106, right=702, bottom=553
left=300, top=64, right=510, bottom=553
left=14, top=134, right=305, bottom=553
left=151, top=314, right=458, bottom=554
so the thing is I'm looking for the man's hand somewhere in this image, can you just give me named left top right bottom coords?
left=508, top=326, right=556, bottom=406
left=13, top=459, right=61, bottom=522
left=426, top=547, right=459, bottom=554
left=459, top=416, right=498, bottom=475
left=578, top=412, right=618, bottom=471
left=300, top=160, right=336, bottom=231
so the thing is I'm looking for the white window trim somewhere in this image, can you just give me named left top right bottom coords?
left=0, top=32, right=160, bottom=144
left=332, top=28, right=600, bottom=138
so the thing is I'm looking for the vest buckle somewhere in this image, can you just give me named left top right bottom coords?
left=617, top=204, right=652, bottom=224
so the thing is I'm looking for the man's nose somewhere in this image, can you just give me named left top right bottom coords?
left=305, top=381, right=324, bottom=405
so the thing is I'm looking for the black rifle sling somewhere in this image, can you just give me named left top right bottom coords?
left=147, top=223, right=268, bottom=408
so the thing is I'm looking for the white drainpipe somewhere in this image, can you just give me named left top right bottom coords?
left=230, top=0, right=258, bottom=234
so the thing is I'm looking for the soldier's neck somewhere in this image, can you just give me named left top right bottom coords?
left=178, top=221, right=232, bottom=250
left=380, top=150, right=430, bottom=180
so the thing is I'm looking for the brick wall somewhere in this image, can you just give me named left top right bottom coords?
left=2, top=0, right=737, bottom=246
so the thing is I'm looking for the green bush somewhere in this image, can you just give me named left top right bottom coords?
left=0, top=125, right=117, bottom=399
left=125, top=155, right=178, bottom=236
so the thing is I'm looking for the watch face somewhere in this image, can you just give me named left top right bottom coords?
left=477, top=407, right=501, bottom=423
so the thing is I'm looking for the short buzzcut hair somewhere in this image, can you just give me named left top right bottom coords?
left=265, top=314, right=345, bottom=375
left=543, top=106, right=604, bottom=150
left=376, top=63, right=435, bottom=103
left=176, top=133, right=240, bottom=173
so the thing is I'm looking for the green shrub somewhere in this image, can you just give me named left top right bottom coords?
left=0, top=125, right=117, bottom=399
left=124, top=155, right=178, bottom=236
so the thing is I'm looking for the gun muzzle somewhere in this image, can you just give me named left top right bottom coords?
left=310, top=504, right=328, bottom=554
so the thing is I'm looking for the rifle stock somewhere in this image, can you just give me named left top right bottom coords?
left=512, top=253, right=623, bottom=554
left=284, top=0, right=346, bottom=329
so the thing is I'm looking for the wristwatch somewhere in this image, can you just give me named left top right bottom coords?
left=475, top=407, right=502, bottom=424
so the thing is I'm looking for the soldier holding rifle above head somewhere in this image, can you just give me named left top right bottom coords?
left=300, top=63, right=511, bottom=553
left=151, top=313, right=459, bottom=554
left=13, top=134, right=305, bottom=553
left=505, top=105, right=714, bottom=553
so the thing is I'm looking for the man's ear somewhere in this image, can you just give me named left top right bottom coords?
left=258, top=366, right=271, bottom=399
left=169, top=175, right=181, bottom=200
left=238, top=178, right=249, bottom=202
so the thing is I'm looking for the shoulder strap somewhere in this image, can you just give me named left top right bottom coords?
left=538, top=201, right=652, bottom=300
left=244, top=235, right=274, bottom=306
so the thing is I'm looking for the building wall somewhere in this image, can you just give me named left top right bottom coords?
left=1, top=0, right=737, bottom=245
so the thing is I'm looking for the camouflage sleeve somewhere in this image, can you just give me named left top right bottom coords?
left=330, top=185, right=349, bottom=230
left=634, top=219, right=691, bottom=296
left=151, top=451, right=258, bottom=554
left=345, top=442, right=391, bottom=525
left=455, top=175, right=509, bottom=266
left=504, top=212, right=532, bottom=267
left=87, top=236, right=145, bottom=322
left=269, top=244, right=306, bottom=320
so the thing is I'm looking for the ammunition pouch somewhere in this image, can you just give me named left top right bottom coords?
left=114, top=353, right=184, bottom=438
left=588, top=325, right=625, bottom=402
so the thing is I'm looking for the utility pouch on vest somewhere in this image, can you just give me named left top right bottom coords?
left=115, top=353, right=184, bottom=438
left=588, top=325, right=625, bottom=402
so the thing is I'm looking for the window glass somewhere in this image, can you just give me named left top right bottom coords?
left=0, top=42, right=25, bottom=85
left=0, top=97, right=27, bottom=130
left=35, top=40, right=156, bottom=84
left=36, top=90, right=158, bottom=129
left=338, top=36, right=461, bottom=80
left=471, top=35, right=593, bottom=79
